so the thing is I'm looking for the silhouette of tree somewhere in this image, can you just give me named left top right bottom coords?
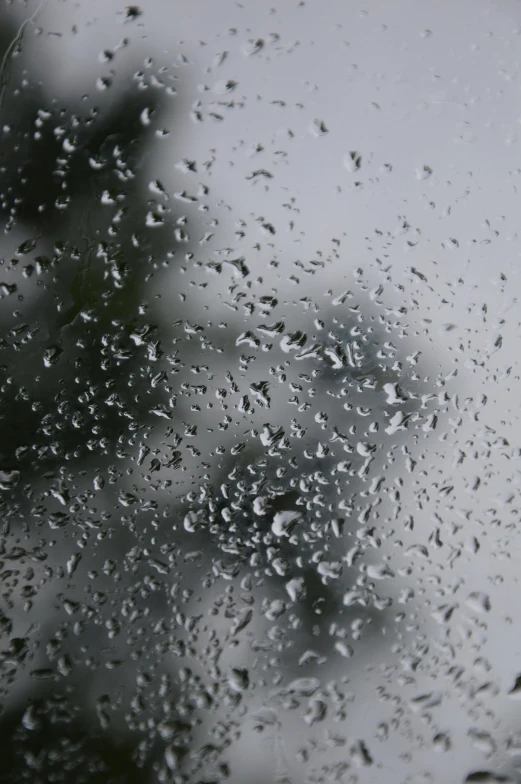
left=0, top=7, right=440, bottom=783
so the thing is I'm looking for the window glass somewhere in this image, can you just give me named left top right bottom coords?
left=1, top=2, right=520, bottom=783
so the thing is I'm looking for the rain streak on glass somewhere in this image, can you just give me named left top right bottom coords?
left=0, top=1, right=520, bottom=783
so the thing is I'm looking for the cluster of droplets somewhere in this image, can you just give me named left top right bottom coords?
left=0, top=3, right=520, bottom=783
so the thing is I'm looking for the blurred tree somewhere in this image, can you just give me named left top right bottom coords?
left=0, top=6, right=428, bottom=784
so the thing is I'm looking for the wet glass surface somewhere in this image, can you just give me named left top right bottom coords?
left=1, top=2, right=521, bottom=782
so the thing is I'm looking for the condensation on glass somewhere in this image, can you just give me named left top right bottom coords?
left=0, top=1, right=520, bottom=783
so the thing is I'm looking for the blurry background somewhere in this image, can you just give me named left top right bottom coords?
left=1, top=1, right=521, bottom=783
